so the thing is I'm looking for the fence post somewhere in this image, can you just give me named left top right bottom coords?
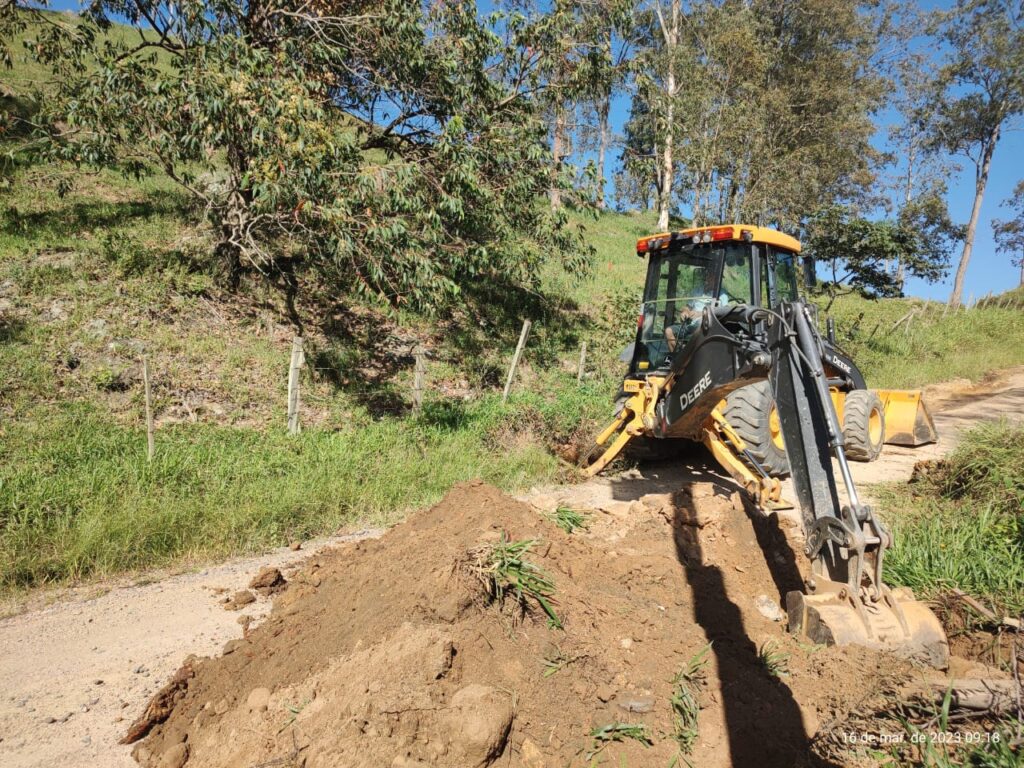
left=412, top=346, right=426, bottom=411
left=287, top=336, right=304, bottom=435
left=142, top=356, right=155, bottom=462
left=502, top=320, right=532, bottom=403
left=577, top=341, right=588, bottom=383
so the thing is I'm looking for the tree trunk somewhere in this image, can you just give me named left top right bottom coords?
left=596, top=95, right=610, bottom=210
left=656, top=0, right=680, bottom=231
left=658, top=93, right=673, bottom=230
left=949, top=126, right=999, bottom=306
left=550, top=106, right=566, bottom=210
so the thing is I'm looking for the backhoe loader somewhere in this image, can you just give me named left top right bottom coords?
left=583, top=225, right=947, bottom=667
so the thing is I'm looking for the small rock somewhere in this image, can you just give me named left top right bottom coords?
left=246, top=687, right=271, bottom=713
left=289, top=540, right=302, bottom=551
left=214, top=699, right=229, bottom=715
left=249, top=567, right=286, bottom=595
left=444, top=685, right=513, bottom=768
left=84, top=318, right=109, bottom=338
left=617, top=694, right=655, bottom=714
left=158, top=742, right=189, bottom=768
left=134, top=665, right=146, bottom=674
left=225, top=590, right=255, bottom=610
left=519, top=737, right=546, bottom=768
left=619, top=638, right=633, bottom=650
left=81, top=735, right=91, bottom=746
left=94, top=679, right=104, bottom=686
left=754, top=594, right=786, bottom=622
left=595, top=685, right=615, bottom=703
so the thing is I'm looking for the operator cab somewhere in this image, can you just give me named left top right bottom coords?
left=630, top=225, right=800, bottom=373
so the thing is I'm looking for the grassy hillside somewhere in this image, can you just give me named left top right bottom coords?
left=3, top=19, right=1024, bottom=593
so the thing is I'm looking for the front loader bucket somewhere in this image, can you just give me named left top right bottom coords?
left=787, top=586, right=948, bottom=669
left=877, top=390, right=938, bottom=446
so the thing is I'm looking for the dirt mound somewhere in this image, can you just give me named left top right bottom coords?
left=125, top=481, right=926, bottom=768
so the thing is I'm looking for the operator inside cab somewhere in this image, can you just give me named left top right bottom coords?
left=632, top=227, right=800, bottom=372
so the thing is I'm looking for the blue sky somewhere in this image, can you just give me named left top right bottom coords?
left=42, top=0, right=1023, bottom=301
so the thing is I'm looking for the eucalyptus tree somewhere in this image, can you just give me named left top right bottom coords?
left=4, top=0, right=592, bottom=310
left=926, top=0, right=1024, bottom=306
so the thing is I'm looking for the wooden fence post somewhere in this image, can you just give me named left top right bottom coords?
left=412, top=346, right=426, bottom=411
left=287, top=336, right=304, bottom=435
left=577, top=341, right=588, bottom=383
left=142, top=356, right=154, bottom=462
left=502, top=320, right=532, bottom=403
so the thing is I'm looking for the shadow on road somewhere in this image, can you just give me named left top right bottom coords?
left=607, top=458, right=838, bottom=767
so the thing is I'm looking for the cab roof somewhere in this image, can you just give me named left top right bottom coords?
left=636, top=225, right=801, bottom=255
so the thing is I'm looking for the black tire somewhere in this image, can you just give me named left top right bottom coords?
left=842, top=389, right=885, bottom=462
left=721, top=382, right=790, bottom=477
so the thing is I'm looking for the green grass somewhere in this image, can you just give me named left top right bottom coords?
left=756, top=640, right=790, bottom=679
left=816, top=292, right=1024, bottom=389
left=670, top=644, right=711, bottom=757
left=464, top=532, right=562, bottom=629
left=586, top=723, right=654, bottom=761
left=545, top=506, right=591, bottom=534
left=881, top=421, right=1024, bottom=614
left=0, top=399, right=559, bottom=591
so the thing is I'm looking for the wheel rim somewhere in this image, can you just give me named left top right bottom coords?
left=869, top=407, right=883, bottom=447
left=769, top=406, right=784, bottom=450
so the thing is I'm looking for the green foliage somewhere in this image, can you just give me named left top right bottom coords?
left=992, top=180, right=1024, bottom=273
left=881, top=422, right=1024, bottom=614
left=756, top=640, right=790, bottom=678
left=466, top=532, right=563, bottom=629
left=925, top=0, right=1024, bottom=304
left=5, top=0, right=592, bottom=311
left=805, top=204, right=953, bottom=307
left=545, top=506, right=590, bottom=534
left=818, top=293, right=1024, bottom=389
left=622, top=0, right=887, bottom=228
left=586, top=722, right=653, bottom=760
left=670, top=643, right=711, bottom=756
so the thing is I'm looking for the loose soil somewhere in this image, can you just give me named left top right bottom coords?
left=1, top=367, right=1022, bottom=768
left=129, top=480, right=916, bottom=768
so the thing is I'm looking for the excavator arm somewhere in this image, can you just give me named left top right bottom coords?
left=768, top=302, right=947, bottom=667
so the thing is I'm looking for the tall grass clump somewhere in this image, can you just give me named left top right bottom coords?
left=881, top=421, right=1024, bottom=614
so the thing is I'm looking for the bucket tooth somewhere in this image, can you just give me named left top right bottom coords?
left=787, top=586, right=948, bottom=669
left=877, top=390, right=939, bottom=446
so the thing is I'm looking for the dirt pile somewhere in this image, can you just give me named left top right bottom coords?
left=125, top=481, right=939, bottom=768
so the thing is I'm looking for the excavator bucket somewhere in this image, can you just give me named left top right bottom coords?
left=787, top=585, right=949, bottom=669
left=876, top=390, right=939, bottom=446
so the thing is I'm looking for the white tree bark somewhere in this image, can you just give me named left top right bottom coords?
left=949, top=124, right=1000, bottom=306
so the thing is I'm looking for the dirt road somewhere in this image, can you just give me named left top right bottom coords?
left=1, top=368, right=1021, bottom=768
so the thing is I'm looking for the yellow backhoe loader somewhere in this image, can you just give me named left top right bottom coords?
left=583, top=225, right=947, bottom=667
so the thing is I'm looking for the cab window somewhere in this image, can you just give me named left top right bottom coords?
left=720, top=247, right=753, bottom=305
left=772, top=247, right=798, bottom=302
